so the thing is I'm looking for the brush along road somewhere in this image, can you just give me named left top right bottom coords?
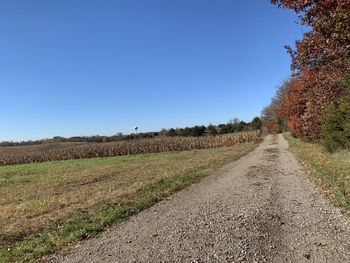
left=52, top=135, right=350, bottom=263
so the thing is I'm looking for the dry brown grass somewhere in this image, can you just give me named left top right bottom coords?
left=284, top=133, right=350, bottom=209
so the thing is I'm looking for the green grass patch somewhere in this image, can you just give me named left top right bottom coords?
left=0, top=143, right=259, bottom=262
left=284, top=133, right=350, bottom=210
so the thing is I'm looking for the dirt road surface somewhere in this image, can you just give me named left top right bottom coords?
left=52, top=135, right=350, bottom=263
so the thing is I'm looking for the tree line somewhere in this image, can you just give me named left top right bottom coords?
left=163, top=117, right=262, bottom=137
left=262, top=0, right=350, bottom=152
left=0, top=117, right=262, bottom=147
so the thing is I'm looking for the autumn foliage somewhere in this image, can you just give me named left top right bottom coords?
left=277, top=70, right=342, bottom=140
left=264, top=0, right=350, bottom=145
left=272, top=0, right=350, bottom=73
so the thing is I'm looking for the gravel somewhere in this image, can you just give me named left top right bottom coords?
left=51, top=134, right=350, bottom=263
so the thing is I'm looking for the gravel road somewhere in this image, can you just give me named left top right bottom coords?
left=52, top=135, right=350, bottom=263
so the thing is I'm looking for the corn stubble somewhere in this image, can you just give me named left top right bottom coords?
left=0, top=131, right=261, bottom=166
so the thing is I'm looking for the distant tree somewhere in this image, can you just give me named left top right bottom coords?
left=175, top=128, right=184, bottom=136
left=159, top=128, right=167, bottom=136
left=102, top=136, right=109, bottom=143
left=261, top=81, right=288, bottom=134
left=53, top=136, right=66, bottom=142
left=238, top=121, right=246, bottom=132
left=218, top=124, right=231, bottom=134
left=206, top=124, right=218, bottom=135
left=229, top=118, right=240, bottom=125
left=167, top=128, right=177, bottom=136
left=250, top=117, right=262, bottom=131
left=191, top=126, right=206, bottom=137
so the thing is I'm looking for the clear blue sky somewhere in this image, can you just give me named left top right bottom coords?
left=0, top=0, right=304, bottom=141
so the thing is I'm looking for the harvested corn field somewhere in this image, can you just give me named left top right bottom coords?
left=0, top=132, right=261, bottom=166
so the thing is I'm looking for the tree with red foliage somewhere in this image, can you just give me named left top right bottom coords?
left=266, top=0, right=350, bottom=141
left=272, top=0, right=350, bottom=73
left=277, top=70, right=342, bottom=140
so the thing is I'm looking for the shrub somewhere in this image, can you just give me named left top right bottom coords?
left=321, top=79, right=350, bottom=152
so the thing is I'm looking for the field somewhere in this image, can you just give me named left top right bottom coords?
left=284, top=133, right=350, bottom=210
left=0, top=139, right=260, bottom=262
left=0, top=132, right=260, bottom=166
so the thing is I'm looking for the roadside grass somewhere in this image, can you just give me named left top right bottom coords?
left=284, top=133, right=350, bottom=210
left=0, top=142, right=259, bottom=262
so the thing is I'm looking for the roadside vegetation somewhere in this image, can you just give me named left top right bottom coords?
left=0, top=141, right=260, bottom=262
left=284, top=133, right=350, bottom=210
